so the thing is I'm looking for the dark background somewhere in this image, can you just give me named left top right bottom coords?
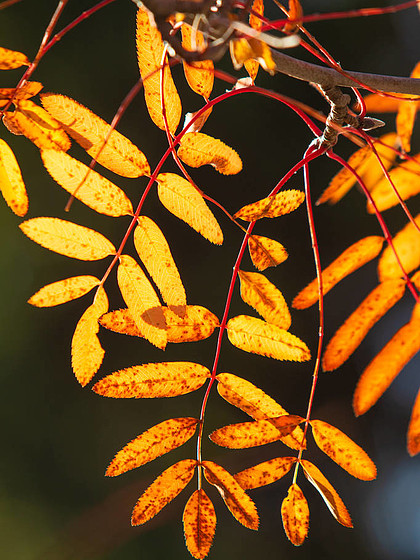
left=0, top=1, right=419, bottom=559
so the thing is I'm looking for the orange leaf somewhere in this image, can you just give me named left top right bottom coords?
left=407, top=387, right=420, bottom=456
left=301, top=460, right=353, bottom=527
left=234, top=456, right=296, bottom=490
left=92, top=361, right=210, bottom=398
left=284, top=0, right=303, bottom=33
left=210, top=418, right=302, bottom=449
left=181, top=25, right=214, bottom=99
left=28, top=275, right=100, bottom=307
left=310, top=419, right=377, bottom=480
left=40, top=93, right=150, bottom=177
left=244, top=0, right=264, bottom=81
left=363, top=92, right=402, bottom=113
left=106, top=417, right=198, bottom=477
left=230, top=38, right=276, bottom=75
left=0, top=81, right=43, bottom=102
left=183, top=106, right=213, bottom=134
left=396, top=62, right=420, bottom=152
left=0, top=47, right=29, bottom=69
left=71, top=286, right=108, bottom=386
left=0, top=137, right=28, bottom=216
left=131, top=459, right=197, bottom=525
left=234, top=190, right=305, bottom=221
left=293, top=236, right=384, bottom=309
left=248, top=234, right=288, bottom=270
left=281, top=484, right=309, bottom=546
left=183, top=489, right=216, bottom=560
left=19, top=217, right=116, bottom=260
left=202, top=461, right=259, bottom=530
left=117, top=255, right=167, bottom=349
left=322, top=279, right=406, bottom=372
left=177, top=132, right=242, bottom=175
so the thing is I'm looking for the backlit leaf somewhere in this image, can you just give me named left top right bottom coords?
left=396, top=62, right=420, bottom=152
left=183, top=489, right=216, bottom=560
left=19, top=217, right=116, bottom=260
left=28, top=275, right=100, bottom=307
left=244, top=0, right=264, bottom=81
left=0, top=81, right=43, bottom=102
left=407, top=387, right=420, bottom=456
left=234, top=457, right=296, bottom=490
left=202, top=461, right=259, bottom=530
left=248, top=235, right=288, bottom=271
left=181, top=25, right=214, bottom=99
left=157, top=172, right=223, bottom=244
left=363, top=93, right=401, bottom=113
left=0, top=47, right=29, bottom=69
left=322, top=279, right=406, bottom=372
left=293, top=236, right=384, bottom=309
left=281, top=484, right=309, bottom=546
left=92, top=362, right=210, bottom=398
left=183, top=106, right=213, bottom=134
left=131, top=459, right=197, bottom=525
left=310, top=419, right=377, bottom=480
left=106, top=417, right=198, bottom=477
left=284, top=0, right=303, bottom=33
left=41, top=149, right=133, bottom=217
left=209, top=418, right=299, bottom=449
left=177, top=132, right=242, bottom=175
left=230, top=38, right=276, bottom=75
left=41, top=93, right=150, bottom=177
left=0, top=137, right=28, bottom=216
left=234, top=190, right=305, bottom=221
left=377, top=214, right=420, bottom=281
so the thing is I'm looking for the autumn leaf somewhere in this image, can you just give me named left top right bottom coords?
left=209, top=418, right=299, bottom=449
left=407, top=387, right=420, bottom=456
left=0, top=81, right=43, bottom=102
left=40, top=93, right=150, bottom=177
left=234, top=457, right=296, bottom=490
left=363, top=93, right=402, bottom=113
left=396, top=62, right=420, bottom=152
left=183, top=489, right=216, bottom=560
left=244, top=0, right=264, bottom=81
left=131, top=459, right=197, bottom=525
left=322, top=279, right=406, bottom=372
left=106, top=417, right=198, bottom=477
left=281, top=484, right=309, bottom=546
left=377, top=214, right=420, bottom=281
left=28, top=275, right=100, bottom=307
left=230, top=38, right=276, bottom=75
left=248, top=235, right=288, bottom=271
left=293, top=236, right=384, bottom=309
left=183, top=106, right=213, bottom=134
left=226, top=315, right=311, bottom=362
left=284, top=0, right=303, bottom=33
left=181, top=25, right=214, bottom=99
left=177, top=132, right=242, bottom=175
left=72, top=286, right=108, bottom=386
left=0, top=137, right=28, bottom=216
left=157, top=173, right=223, bottom=244
left=19, top=217, right=116, bottom=260
left=310, top=420, right=377, bottom=480
left=92, top=362, right=210, bottom=399
left=0, top=47, right=29, bottom=69
left=41, top=149, right=133, bottom=217
left=202, top=461, right=259, bottom=530
left=234, top=190, right=305, bottom=221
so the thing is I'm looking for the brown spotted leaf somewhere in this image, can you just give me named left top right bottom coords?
left=234, top=190, right=305, bottom=221
left=178, top=132, right=242, bottom=175
left=181, top=25, right=214, bottom=99
left=28, top=275, right=100, bottom=307
left=210, top=418, right=302, bottom=449
left=244, top=0, right=264, bottom=81
left=248, top=235, right=288, bottom=271
left=407, top=387, right=420, bottom=456
left=183, top=489, right=216, bottom=560
left=0, top=137, right=28, bottom=216
left=281, top=484, right=309, bottom=546
left=234, top=457, right=296, bottom=490
left=0, top=81, right=43, bottom=102
left=0, top=47, right=29, bottom=69
left=377, top=214, right=420, bottom=281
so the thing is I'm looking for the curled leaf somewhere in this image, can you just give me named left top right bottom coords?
left=183, top=489, right=216, bottom=560
left=178, top=132, right=242, bottom=175
left=28, top=275, right=100, bottom=307
left=234, top=190, right=305, bottom=221
left=281, top=484, right=309, bottom=546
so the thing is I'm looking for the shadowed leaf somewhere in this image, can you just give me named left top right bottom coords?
left=178, top=132, right=242, bottom=175
left=0, top=137, right=28, bottom=216
left=183, top=489, right=216, bottom=560
left=234, top=456, right=296, bottom=490
left=248, top=235, right=288, bottom=270
left=0, top=81, right=42, bottom=102
left=28, top=275, right=100, bottom=307
left=234, top=190, right=304, bottom=221
left=281, top=484, right=309, bottom=546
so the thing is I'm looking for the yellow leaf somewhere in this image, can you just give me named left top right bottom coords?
left=28, top=275, right=100, bottom=307
left=178, top=132, right=242, bottom=175
left=363, top=92, right=402, bottom=113
left=181, top=25, right=214, bottom=99
left=322, top=279, right=406, bottom=372
left=230, top=38, right=276, bottom=75
left=157, top=173, right=223, bottom=244
left=244, top=0, right=264, bottom=81
left=293, top=236, right=384, bottom=310
left=226, top=315, right=311, bottom=362
left=407, top=387, right=420, bottom=456
left=134, top=217, right=186, bottom=310
left=71, top=286, right=108, bottom=386
left=131, top=459, right=197, bottom=525
left=248, top=235, right=288, bottom=271
left=40, top=93, right=150, bottom=177
left=0, top=81, right=43, bottom=101
left=301, top=460, right=353, bottom=527
left=106, top=417, right=198, bottom=476
left=234, top=457, right=296, bottom=490
left=183, top=106, right=213, bottom=134
left=19, top=217, right=116, bottom=260
left=117, top=255, right=167, bottom=349
left=0, top=137, right=28, bottom=216
left=183, top=489, right=216, bottom=560
left=238, top=270, right=291, bottom=329
left=136, top=6, right=181, bottom=134
left=377, top=214, right=420, bottom=281
left=284, top=0, right=304, bottom=33
left=396, top=62, right=420, bottom=152
left=210, top=418, right=298, bottom=449
left=41, top=149, right=133, bottom=217
left=234, top=190, right=305, bottom=221
left=0, top=47, right=29, bottom=69
left=310, top=419, right=377, bottom=480
left=281, top=484, right=309, bottom=546
left=92, top=361, right=210, bottom=398
left=202, top=461, right=259, bottom=530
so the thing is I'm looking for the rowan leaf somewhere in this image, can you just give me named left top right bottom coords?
left=310, top=420, right=377, bottom=480
left=238, top=270, right=291, bottom=329
left=183, top=106, right=213, bottom=134
left=117, top=255, right=167, bottom=349
left=19, top=217, right=116, bottom=260
left=226, top=315, right=311, bottom=362
left=136, top=6, right=181, bottom=134
left=157, top=172, right=223, bottom=244
left=210, top=418, right=302, bottom=449
left=106, top=417, right=198, bottom=477
left=230, top=38, right=276, bottom=75
left=131, top=459, right=197, bottom=525
left=202, top=460, right=259, bottom=530
left=0, top=81, right=43, bottom=102
left=92, top=362, right=210, bottom=399
left=281, top=484, right=309, bottom=546
left=234, top=190, right=305, bottom=221
left=244, top=0, right=264, bottom=81
left=183, top=489, right=216, bottom=560
left=71, top=286, right=108, bottom=386
left=28, top=275, right=100, bottom=307
left=396, top=62, right=420, bottom=152
left=322, top=279, right=406, bottom=372
left=407, top=387, right=420, bottom=456
left=377, top=214, right=420, bottom=281
left=134, top=216, right=186, bottom=311
left=293, top=236, right=384, bottom=309
left=0, top=137, right=28, bottom=216
left=248, top=235, right=288, bottom=271
left=234, top=457, right=296, bottom=490
left=363, top=93, right=402, bottom=113
left=301, top=460, right=353, bottom=527
left=177, top=132, right=242, bottom=175
left=41, top=149, right=133, bottom=217
left=0, top=47, right=29, bottom=69
left=40, top=93, right=150, bottom=177
left=181, top=25, right=214, bottom=99
left=284, top=0, right=304, bottom=33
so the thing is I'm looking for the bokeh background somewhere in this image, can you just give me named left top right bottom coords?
left=0, top=1, right=419, bottom=559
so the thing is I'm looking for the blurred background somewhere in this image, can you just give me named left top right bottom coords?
left=0, top=1, right=419, bottom=559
